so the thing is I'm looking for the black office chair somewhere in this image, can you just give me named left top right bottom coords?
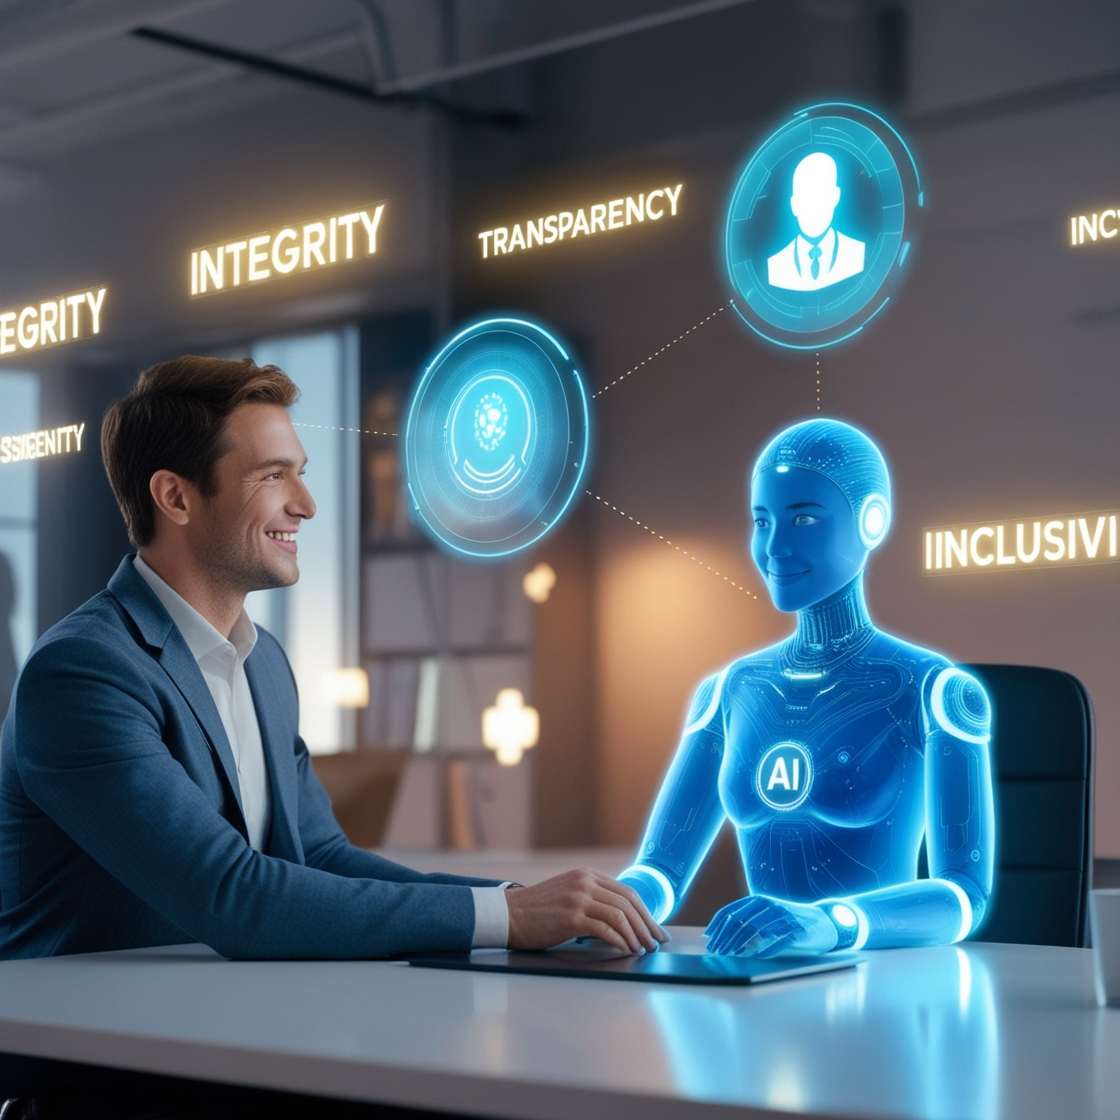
left=960, top=663, right=1095, bottom=948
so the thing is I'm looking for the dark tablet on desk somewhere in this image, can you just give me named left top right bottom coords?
left=407, top=942, right=857, bottom=986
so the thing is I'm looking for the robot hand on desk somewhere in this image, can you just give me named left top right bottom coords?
left=619, top=419, right=996, bottom=958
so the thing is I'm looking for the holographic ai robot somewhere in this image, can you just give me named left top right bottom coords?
left=619, top=419, right=996, bottom=957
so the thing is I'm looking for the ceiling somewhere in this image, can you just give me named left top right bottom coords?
left=0, top=0, right=760, bottom=163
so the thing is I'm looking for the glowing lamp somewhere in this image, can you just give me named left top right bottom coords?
left=482, top=688, right=539, bottom=766
left=523, top=562, right=557, bottom=604
left=324, top=667, right=370, bottom=709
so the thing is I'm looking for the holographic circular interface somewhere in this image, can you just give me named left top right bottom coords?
left=404, top=317, right=591, bottom=559
left=724, top=102, right=924, bottom=351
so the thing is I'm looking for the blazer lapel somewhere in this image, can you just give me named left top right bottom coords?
left=157, top=632, right=247, bottom=825
left=244, top=650, right=301, bottom=861
left=108, top=555, right=247, bottom=834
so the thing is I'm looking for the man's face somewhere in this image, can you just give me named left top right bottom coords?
left=191, top=402, right=316, bottom=593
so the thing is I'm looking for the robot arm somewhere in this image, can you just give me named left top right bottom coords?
left=617, top=667, right=730, bottom=924
left=816, top=665, right=996, bottom=951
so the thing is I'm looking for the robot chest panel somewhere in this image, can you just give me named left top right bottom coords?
left=717, top=663, right=923, bottom=830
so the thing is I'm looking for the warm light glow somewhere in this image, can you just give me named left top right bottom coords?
left=478, top=184, right=683, bottom=259
left=522, top=562, right=557, bottom=604
left=0, top=287, right=107, bottom=358
left=923, top=511, right=1119, bottom=574
left=324, top=667, right=370, bottom=709
left=482, top=688, right=539, bottom=766
left=1, top=422, right=86, bottom=465
left=190, top=203, right=385, bottom=296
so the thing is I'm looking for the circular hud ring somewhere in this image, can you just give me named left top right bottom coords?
left=404, top=316, right=591, bottom=559
left=724, top=102, right=924, bottom=351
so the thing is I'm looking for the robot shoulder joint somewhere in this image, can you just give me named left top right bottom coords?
left=925, top=665, right=991, bottom=745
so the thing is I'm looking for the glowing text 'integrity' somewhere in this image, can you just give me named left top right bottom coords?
left=0, top=287, right=107, bottom=358
left=190, top=204, right=386, bottom=296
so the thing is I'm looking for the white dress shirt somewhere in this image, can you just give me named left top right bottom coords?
left=132, top=555, right=510, bottom=947
left=134, top=554, right=272, bottom=850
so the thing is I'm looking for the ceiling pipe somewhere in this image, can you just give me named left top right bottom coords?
left=0, top=27, right=356, bottom=151
left=0, top=0, right=231, bottom=70
left=376, top=0, right=758, bottom=94
left=349, top=0, right=398, bottom=91
left=131, top=25, right=525, bottom=128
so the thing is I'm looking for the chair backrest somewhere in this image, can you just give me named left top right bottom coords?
left=961, top=663, right=1094, bottom=947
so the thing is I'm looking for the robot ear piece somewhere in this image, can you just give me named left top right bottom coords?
left=858, top=494, right=891, bottom=550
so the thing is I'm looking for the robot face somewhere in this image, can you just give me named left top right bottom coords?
left=750, top=465, right=867, bottom=612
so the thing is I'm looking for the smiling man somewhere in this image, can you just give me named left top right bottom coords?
left=0, top=355, right=663, bottom=963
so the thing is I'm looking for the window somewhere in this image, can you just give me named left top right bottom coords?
left=357, top=338, right=534, bottom=757
left=0, top=371, right=39, bottom=715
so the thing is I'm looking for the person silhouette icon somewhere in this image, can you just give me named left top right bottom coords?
left=767, top=152, right=865, bottom=292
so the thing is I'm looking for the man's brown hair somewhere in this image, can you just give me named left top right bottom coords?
left=101, top=355, right=300, bottom=547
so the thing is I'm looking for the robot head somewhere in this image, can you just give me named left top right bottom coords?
left=790, top=152, right=841, bottom=240
left=749, top=418, right=891, bottom=612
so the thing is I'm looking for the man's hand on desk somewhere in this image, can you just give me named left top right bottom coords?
left=505, top=869, right=669, bottom=955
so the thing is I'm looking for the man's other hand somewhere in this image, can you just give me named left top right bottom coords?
left=505, top=869, right=669, bottom=954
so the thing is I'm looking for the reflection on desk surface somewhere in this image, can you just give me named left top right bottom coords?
left=649, top=934, right=997, bottom=1116
left=0, top=934, right=1118, bottom=1120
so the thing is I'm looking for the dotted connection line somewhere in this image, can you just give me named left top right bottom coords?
left=586, top=490, right=758, bottom=600
left=815, top=352, right=821, bottom=412
left=293, top=421, right=399, bottom=437
left=593, top=304, right=727, bottom=399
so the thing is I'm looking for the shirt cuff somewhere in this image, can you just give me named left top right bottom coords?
left=470, top=882, right=514, bottom=948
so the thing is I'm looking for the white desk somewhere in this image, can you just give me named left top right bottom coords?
left=1, top=933, right=1117, bottom=1119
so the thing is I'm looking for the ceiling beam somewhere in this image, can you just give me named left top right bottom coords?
left=0, top=0, right=231, bottom=71
left=0, top=28, right=356, bottom=152
left=378, top=0, right=758, bottom=94
left=131, top=26, right=525, bottom=128
left=911, top=64, right=1120, bottom=132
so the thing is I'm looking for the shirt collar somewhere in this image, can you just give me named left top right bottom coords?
left=796, top=227, right=837, bottom=272
left=133, top=554, right=257, bottom=665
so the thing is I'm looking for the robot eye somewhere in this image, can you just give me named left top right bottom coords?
left=753, top=517, right=769, bottom=529
left=793, top=513, right=818, bottom=526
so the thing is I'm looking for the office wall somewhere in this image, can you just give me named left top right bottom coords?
left=34, top=363, right=135, bottom=632
left=452, top=0, right=1120, bottom=856
left=4, top=0, right=1118, bottom=857
left=0, top=57, right=450, bottom=631
left=0, top=52, right=448, bottom=363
